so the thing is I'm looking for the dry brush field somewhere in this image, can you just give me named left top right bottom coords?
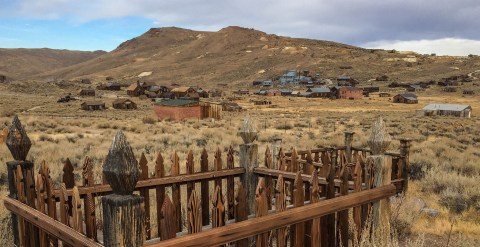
left=0, top=83, right=479, bottom=246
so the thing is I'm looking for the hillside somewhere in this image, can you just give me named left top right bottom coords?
left=0, top=48, right=106, bottom=80
left=16, top=26, right=480, bottom=86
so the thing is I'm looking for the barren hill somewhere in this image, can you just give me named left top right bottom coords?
left=0, top=48, right=106, bottom=80
left=23, top=27, right=480, bottom=86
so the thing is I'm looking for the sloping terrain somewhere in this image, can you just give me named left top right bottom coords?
left=0, top=48, right=106, bottom=80
left=10, top=26, right=480, bottom=86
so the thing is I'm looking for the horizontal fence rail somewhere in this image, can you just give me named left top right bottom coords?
left=144, top=185, right=397, bottom=247
left=4, top=197, right=102, bottom=247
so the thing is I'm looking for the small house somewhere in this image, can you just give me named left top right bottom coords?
left=127, top=83, right=144, bottom=96
left=393, top=93, right=418, bottom=104
left=171, top=87, right=198, bottom=99
left=338, top=87, right=363, bottom=99
left=361, top=86, right=380, bottom=94
left=266, top=90, right=282, bottom=96
left=79, top=88, right=95, bottom=97
left=417, top=104, right=472, bottom=118
left=262, top=80, right=273, bottom=87
left=234, top=90, right=250, bottom=95
left=407, top=85, right=424, bottom=92
left=379, top=92, right=391, bottom=97
left=97, top=82, right=121, bottom=91
left=154, top=99, right=201, bottom=121
left=81, top=101, right=105, bottom=111
left=306, top=87, right=331, bottom=98
left=112, top=99, right=137, bottom=110
left=337, top=76, right=357, bottom=86
left=252, top=100, right=271, bottom=105
left=463, top=90, right=475, bottom=95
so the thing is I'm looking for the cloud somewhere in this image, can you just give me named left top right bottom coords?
left=362, top=38, right=480, bottom=56
left=2, top=0, right=480, bottom=54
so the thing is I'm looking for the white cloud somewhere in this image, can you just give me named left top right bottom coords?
left=362, top=38, right=480, bottom=56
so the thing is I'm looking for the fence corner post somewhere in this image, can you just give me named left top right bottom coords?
left=399, top=138, right=412, bottom=191
left=239, top=115, right=258, bottom=215
left=5, top=116, right=34, bottom=246
left=344, top=131, right=355, bottom=163
left=102, top=130, right=145, bottom=247
left=367, top=117, right=392, bottom=239
left=271, top=137, right=282, bottom=169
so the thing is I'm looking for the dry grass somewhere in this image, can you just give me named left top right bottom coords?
left=0, top=82, right=479, bottom=246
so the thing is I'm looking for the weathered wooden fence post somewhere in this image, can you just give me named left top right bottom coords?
left=344, top=131, right=355, bottom=163
left=367, top=117, right=392, bottom=239
left=102, top=130, right=145, bottom=246
left=400, top=138, right=412, bottom=191
left=271, top=137, right=282, bottom=169
left=5, top=116, right=35, bottom=246
left=239, top=115, right=258, bottom=215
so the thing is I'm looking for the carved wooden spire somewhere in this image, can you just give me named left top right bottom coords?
left=103, top=130, right=140, bottom=195
left=368, top=117, right=392, bottom=155
left=6, top=116, right=31, bottom=161
left=239, top=114, right=258, bottom=144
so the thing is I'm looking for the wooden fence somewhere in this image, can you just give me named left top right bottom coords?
left=3, top=116, right=411, bottom=247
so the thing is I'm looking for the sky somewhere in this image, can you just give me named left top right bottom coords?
left=1, top=0, right=480, bottom=56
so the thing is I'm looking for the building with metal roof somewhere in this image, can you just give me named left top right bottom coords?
left=417, top=104, right=472, bottom=118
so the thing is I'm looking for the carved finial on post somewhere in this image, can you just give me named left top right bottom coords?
left=5, top=116, right=34, bottom=246
left=6, top=116, right=31, bottom=161
left=102, top=130, right=145, bottom=247
left=239, top=115, right=259, bottom=215
left=239, top=114, right=258, bottom=144
left=103, top=130, right=140, bottom=195
left=367, top=117, right=391, bottom=155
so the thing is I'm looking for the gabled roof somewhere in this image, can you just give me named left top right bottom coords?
left=171, top=86, right=193, bottom=93
left=396, top=93, right=417, bottom=99
left=308, top=87, right=331, bottom=93
left=113, top=99, right=136, bottom=104
left=81, top=101, right=104, bottom=106
left=127, top=83, right=141, bottom=91
left=422, top=104, right=471, bottom=111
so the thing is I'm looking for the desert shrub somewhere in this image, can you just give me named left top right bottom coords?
left=275, top=122, right=293, bottom=130
left=38, top=134, right=58, bottom=143
left=409, top=162, right=427, bottom=180
left=142, top=117, right=156, bottom=124
left=440, top=189, right=470, bottom=214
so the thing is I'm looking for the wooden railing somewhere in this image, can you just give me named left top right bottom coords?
left=3, top=116, right=411, bottom=247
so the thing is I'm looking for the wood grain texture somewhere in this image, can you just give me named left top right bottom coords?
left=255, top=178, right=268, bottom=247
left=187, top=190, right=202, bottom=234
left=353, top=157, right=363, bottom=242
left=71, top=186, right=83, bottom=234
left=275, top=175, right=287, bottom=247
left=155, top=152, right=165, bottom=238
left=234, top=182, right=248, bottom=247
left=159, top=196, right=177, bottom=241
left=171, top=151, right=182, bottom=232
left=3, top=197, right=102, bottom=247
left=264, top=146, right=273, bottom=210
left=186, top=150, right=195, bottom=206
left=200, top=148, right=210, bottom=226
left=139, top=153, right=151, bottom=239
left=226, top=146, right=235, bottom=220
left=310, top=169, right=321, bottom=247
left=144, top=185, right=396, bottom=247
left=292, top=172, right=305, bottom=247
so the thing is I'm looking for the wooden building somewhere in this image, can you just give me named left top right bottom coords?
left=306, top=87, right=331, bottom=98
left=112, top=99, right=137, bottom=110
left=97, top=82, right=121, bottom=91
left=171, top=87, right=199, bottom=99
left=393, top=93, right=418, bottom=104
left=417, top=104, right=472, bottom=118
left=379, top=92, right=391, bottom=97
left=338, top=87, right=363, bottom=99
left=79, top=88, right=95, bottom=97
left=81, top=101, right=105, bottom=111
left=127, top=83, right=144, bottom=96
left=463, top=90, right=475, bottom=95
